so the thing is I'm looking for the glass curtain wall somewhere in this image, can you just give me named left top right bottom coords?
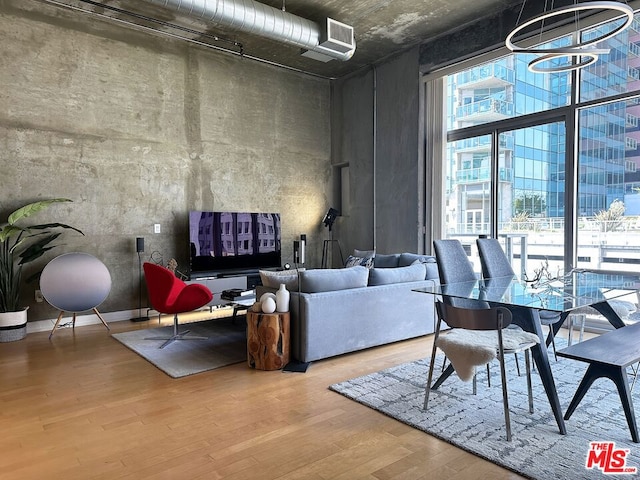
left=439, top=12, right=640, bottom=277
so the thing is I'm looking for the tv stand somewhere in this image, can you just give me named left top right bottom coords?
left=187, top=276, right=247, bottom=306
left=187, top=271, right=263, bottom=305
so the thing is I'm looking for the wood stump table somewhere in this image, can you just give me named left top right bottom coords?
left=246, top=311, right=290, bottom=370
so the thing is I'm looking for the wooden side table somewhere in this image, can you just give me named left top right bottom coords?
left=246, top=311, right=290, bottom=370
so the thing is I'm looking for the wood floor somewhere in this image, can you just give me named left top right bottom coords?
left=0, top=314, right=525, bottom=480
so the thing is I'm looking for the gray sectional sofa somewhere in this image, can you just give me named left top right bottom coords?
left=257, top=253, right=439, bottom=363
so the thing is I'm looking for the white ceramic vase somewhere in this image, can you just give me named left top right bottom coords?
left=261, top=296, right=276, bottom=313
left=276, top=283, right=290, bottom=312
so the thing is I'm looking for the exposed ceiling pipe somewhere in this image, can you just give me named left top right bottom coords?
left=145, top=0, right=355, bottom=62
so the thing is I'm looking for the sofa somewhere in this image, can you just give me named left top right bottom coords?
left=257, top=253, right=439, bottom=363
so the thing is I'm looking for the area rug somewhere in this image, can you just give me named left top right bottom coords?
left=112, top=317, right=247, bottom=378
left=330, top=345, right=640, bottom=480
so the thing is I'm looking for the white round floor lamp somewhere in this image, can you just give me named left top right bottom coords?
left=41, top=252, right=112, bottom=339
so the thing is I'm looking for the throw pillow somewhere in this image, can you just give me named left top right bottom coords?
left=344, top=255, right=374, bottom=269
left=353, top=249, right=375, bottom=261
left=368, top=263, right=427, bottom=286
left=259, top=269, right=303, bottom=290
left=299, top=266, right=369, bottom=293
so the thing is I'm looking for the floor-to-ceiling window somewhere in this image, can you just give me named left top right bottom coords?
left=431, top=11, right=640, bottom=278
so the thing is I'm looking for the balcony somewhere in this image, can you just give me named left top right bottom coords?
left=455, top=167, right=513, bottom=184
left=456, top=135, right=515, bottom=153
left=456, top=98, right=514, bottom=123
left=455, top=63, right=515, bottom=89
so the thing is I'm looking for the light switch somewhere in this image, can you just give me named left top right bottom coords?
left=154, top=224, right=161, bottom=234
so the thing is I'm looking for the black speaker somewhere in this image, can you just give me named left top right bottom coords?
left=131, top=237, right=147, bottom=322
left=293, top=240, right=300, bottom=264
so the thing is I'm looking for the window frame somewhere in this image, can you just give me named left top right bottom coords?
left=423, top=10, right=640, bottom=275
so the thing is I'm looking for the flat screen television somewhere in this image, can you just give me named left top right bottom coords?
left=189, top=211, right=281, bottom=278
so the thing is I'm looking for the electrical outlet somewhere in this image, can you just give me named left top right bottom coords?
left=154, top=224, right=161, bottom=234
left=35, top=290, right=43, bottom=303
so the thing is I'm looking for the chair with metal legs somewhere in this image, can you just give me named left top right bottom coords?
left=477, top=237, right=562, bottom=361
left=143, top=262, right=213, bottom=349
left=424, top=300, right=538, bottom=441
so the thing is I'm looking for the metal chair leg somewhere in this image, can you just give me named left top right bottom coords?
left=144, top=313, right=207, bottom=349
left=526, top=349, right=534, bottom=414
left=498, top=351, right=512, bottom=442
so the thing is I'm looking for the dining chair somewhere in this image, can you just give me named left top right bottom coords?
left=424, top=300, right=539, bottom=441
left=433, top=239, right=493, bottom=375
left=476, top=237, right=562, bottom=361
left=433, top=239, right=486, bottom=309
left=143, top=262, right=213, bottom=349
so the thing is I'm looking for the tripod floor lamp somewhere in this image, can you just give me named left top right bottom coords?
left=321, top=208, right=344, bottom=268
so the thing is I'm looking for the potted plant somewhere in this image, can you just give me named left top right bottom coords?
left=0, top=199, right=83, bottom=342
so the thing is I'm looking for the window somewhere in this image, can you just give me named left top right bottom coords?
left=431, top=9, right=640, bottom=276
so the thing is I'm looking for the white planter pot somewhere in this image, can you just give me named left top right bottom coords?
left=0, top=307, right=28, bottom=342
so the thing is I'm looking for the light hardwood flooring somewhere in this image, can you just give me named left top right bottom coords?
left=0, top=313, right=526, bottom=480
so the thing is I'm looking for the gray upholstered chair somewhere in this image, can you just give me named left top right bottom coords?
left=433, top=239, right=492, bottom=375
left=433, top=239, right=485, bottom=309
left=424, top=300, right=538, bottom=441
left=476, top=237, right=562, bottom=360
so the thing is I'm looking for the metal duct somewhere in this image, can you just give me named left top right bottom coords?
left=146, top=0, right=355, bottom=61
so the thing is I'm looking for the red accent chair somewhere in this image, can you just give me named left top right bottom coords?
left=143, top=262, right=213, bottom=349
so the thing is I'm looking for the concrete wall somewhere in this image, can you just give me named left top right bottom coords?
left=332, top=47, right=424, bottom=259
left=0, top=1, right=332, bottom=321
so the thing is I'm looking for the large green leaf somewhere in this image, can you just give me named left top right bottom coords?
left=25, top=223, right=84, bottom=236
left=18, top=233, right=62, bottom=265
left=0, top=225, right=23, bottom=243
left=7, top=199, right=72, bottom=226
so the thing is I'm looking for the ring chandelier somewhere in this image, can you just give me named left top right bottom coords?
left=505, top=1, right=635, bottom=73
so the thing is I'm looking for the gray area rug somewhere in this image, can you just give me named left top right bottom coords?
left=330, top=342, right=640, bottom=480
left=112, top=317, right=247, bottom=378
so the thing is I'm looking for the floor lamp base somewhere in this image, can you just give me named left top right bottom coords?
left=130, top=316, right=149, bottom=323
left=283, top=360, right=311, bottom=373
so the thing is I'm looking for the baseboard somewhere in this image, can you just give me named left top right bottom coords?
left=26, top=309, right=161, bottom=334
left=25, top=305, right=235, bottom=335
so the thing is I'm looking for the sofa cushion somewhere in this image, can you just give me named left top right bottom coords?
left=398, top=253, right=435, bottom=267
left=373, top=253, right=400, bottom=268
left=300, top=266, right=369, bottom=293
left=368, top=263, right=427, bottom=286
left=259, top=269, right=303, bottom=290
left=410, top=259, right=439, bottom=280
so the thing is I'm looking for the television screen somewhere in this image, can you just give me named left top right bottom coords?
left=189, top=211, right=281, bottom=278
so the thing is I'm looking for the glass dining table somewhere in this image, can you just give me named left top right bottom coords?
left=414, top=270, right=640, bottom=435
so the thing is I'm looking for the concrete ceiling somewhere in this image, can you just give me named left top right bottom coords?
left=42, top=0, right=526, bottom=78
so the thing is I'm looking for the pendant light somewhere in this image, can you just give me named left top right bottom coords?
left=505, top=1, right=634, bottom=73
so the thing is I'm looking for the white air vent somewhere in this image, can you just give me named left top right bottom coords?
left=320, top=18, right=355, bottom=53
left=301, top=18, right=355, bottom=62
